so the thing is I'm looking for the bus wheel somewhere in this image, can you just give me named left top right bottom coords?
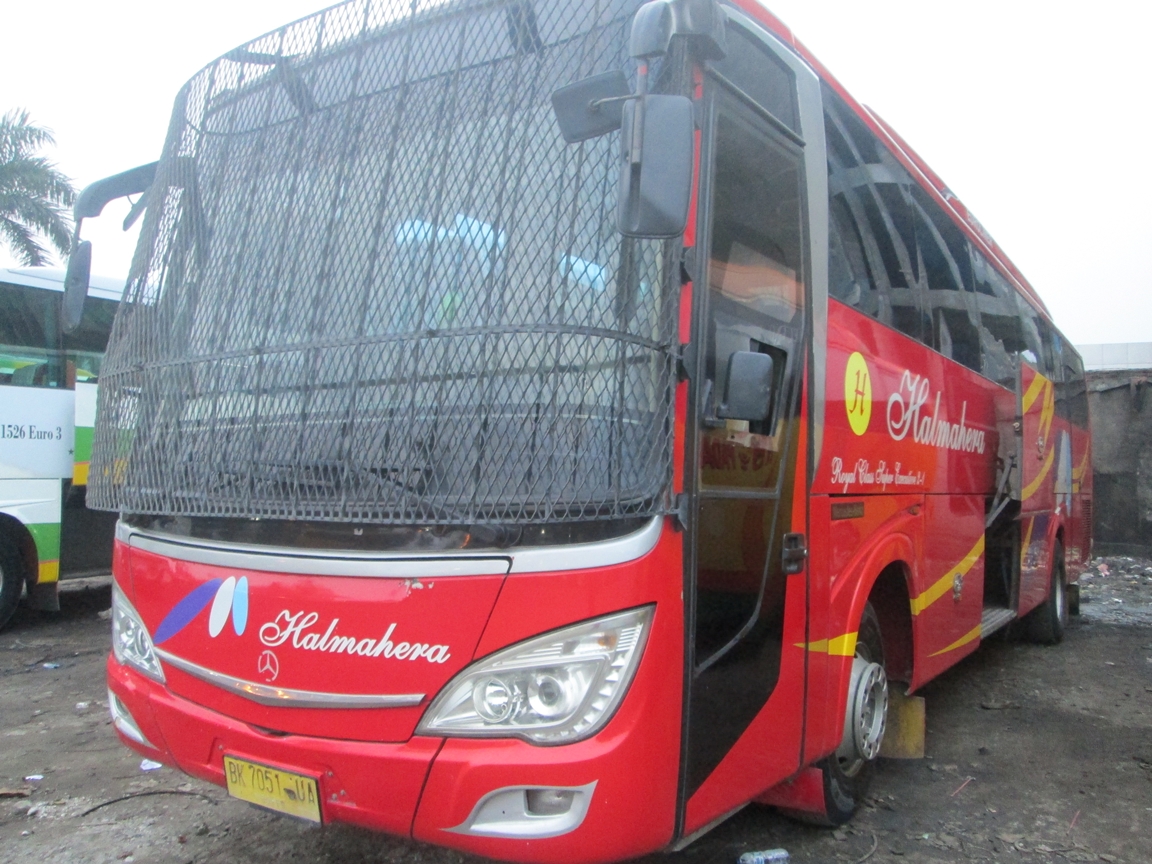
left=0, top=541, right=24, bottom=631
left=813, top=604, right=889, bottom=825
left=1026, top=543, right=1067, bottom=645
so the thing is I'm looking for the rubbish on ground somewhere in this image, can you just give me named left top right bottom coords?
left=738, top=850, right=789, bottom=864
left=42, top=662, right=60, bottom=669
left=950, top=776, right=975, bottom=797
left=75, top=702, right=90, bottom=712
left=23, top=775, right=44, bottom=782
left=854, top=832, right=880, bottom=864
left=97, top=608, right=112, bottom=620
left=139, top=759, right=162, bottom=772
left=80, top=789, right=220, bottom=817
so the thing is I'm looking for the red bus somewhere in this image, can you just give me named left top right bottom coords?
left=71, top=1, right=1090, bottom=861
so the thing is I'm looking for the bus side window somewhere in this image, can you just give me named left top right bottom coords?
left=823, top=87, right=924, bottom=340
left=1016, top=292, right=1056, bottom=379
left=63, top=295, right=119, bottom=383
left=972, top=251, right=1025, bottom=388
left=824, top=100, right=883, bottom=319
left=912, top=188, right=982, bottom=373
left=0, top=280, right=65, bottom=388
left=1051, top=334, right=1088, bottom=426
left=1060, top=344, right=1090, bottom=428
left=828, top=193, right=881, bottom=317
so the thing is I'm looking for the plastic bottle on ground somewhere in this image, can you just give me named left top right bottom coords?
left=738, top=850, right=789, bottom=864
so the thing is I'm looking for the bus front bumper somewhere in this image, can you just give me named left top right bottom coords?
left=106, top=654, right=678, bottom=864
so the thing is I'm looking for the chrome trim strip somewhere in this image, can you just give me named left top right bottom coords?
left=117, top=515, right=664, bottom=578
left=155, top=648, right=424, bottom=709
left=125, top=528, right=511, bottom=578
left=508, top=516, right=664, bottom=574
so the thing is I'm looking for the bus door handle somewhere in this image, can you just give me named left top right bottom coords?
left=782, top=533, right=807, bottom=575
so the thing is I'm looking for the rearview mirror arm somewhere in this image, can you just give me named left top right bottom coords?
left=63, top=161, right=159, bottom=333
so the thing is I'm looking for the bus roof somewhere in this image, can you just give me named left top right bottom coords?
left=0, top=267, right=125, bottom=303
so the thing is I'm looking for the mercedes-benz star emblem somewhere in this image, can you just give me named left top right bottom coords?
left=258, top=650, right=280, bottom=683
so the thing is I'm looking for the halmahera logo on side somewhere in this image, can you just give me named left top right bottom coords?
left=844, top=352, right=872, bottom=436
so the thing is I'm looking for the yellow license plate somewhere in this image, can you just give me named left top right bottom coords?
left=223, top=756, right=322, bottom=823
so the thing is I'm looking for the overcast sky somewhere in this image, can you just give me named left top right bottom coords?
left=1, top=0, right=1147, bottom=346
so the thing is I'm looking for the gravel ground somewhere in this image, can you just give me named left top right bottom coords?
left=2, top=572, right=1150, bottom=864
left=1077, top=556, right=1152, bottom=626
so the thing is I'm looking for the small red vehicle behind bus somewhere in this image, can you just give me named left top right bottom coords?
left=72, top=1, right=1090, bottom=861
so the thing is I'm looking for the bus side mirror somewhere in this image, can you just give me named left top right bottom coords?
left=62, top=161, right=159, bottom=333
left=718, top=351, right=775, bottom=421
left=550, top=0, right=723, bottom=239
left=63, top=240, right=93, bottom=333
left=617, top=94, right=694, bottom=238
left=551, top=71, right=631, bottom=143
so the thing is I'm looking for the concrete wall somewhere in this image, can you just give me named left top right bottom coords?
left=1087, top=368, right=1152, bottom=556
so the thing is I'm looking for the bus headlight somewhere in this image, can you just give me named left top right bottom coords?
left=418, top=606, right=653, bottom=744
left=111, top=583, right=165, bottom=683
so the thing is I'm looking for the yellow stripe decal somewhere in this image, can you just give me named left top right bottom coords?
left=1022, top=446, right=1054, bottom=501
left=794, top=632, right=858, bottom=655
left=1021, top=372, right=1047, bottom=413
left=929, top=624, right=983, bottom=657
left=910, top=535, right=986, bottom=616
left=1038, top=382, right=1055, bottom=445
left=38, top=560, right=60, bottom=584
left=828, top=632, right=858, bottom=656
left=1072, top=447, right=1089, bottom=482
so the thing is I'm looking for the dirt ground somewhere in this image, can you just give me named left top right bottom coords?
left=2, top=564, right=1150, bottom=864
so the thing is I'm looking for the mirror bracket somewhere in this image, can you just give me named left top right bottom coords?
left=630, top=0, right=727, bottom=62
left=62, top=161, right=159, bottom=333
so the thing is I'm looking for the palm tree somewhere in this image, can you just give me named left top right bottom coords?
left=0, top=110, right=75, bottom=266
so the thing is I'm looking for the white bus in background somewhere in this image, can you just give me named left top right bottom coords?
left=0, top=267, right=123, bottom=629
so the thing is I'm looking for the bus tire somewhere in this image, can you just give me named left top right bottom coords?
left=0, top=541, right=24, bottom=631
left=806, top=604, right=888, bottom=826
left=1026, top=543, right=1067, bottom=645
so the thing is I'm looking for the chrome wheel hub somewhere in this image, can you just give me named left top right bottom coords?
left=837, top=657, right=889, bottom=773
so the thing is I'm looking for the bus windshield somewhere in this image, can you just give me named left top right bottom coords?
left=91, top=0, right=681, bottom=531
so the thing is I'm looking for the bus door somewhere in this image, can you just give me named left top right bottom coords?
left=679, top=13, right=820, bottom=835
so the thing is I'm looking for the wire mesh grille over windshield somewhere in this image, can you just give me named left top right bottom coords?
left=89, top=0, right=680, bottom=526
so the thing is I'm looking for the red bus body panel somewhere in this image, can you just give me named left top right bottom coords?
left=123, top=545, right=504, bottom=742
left=109, top=525, right=684, bottom=864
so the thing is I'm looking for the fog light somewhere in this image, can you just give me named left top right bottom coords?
left=448, top=781, right=597, bottom=838
left=108, top=688, right=155, bottom=748
left=526, top=788, right=575, bottom=816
